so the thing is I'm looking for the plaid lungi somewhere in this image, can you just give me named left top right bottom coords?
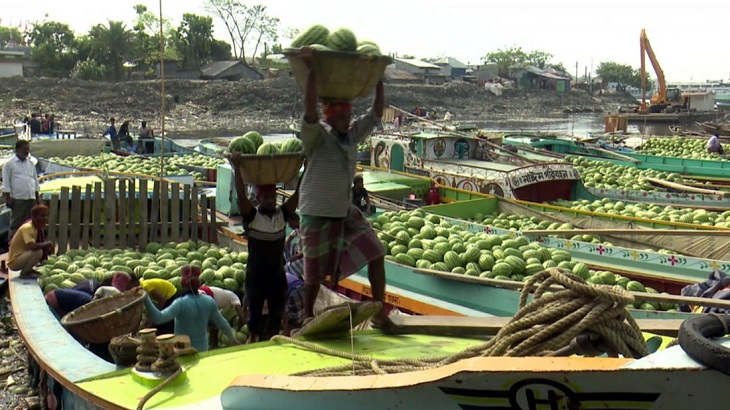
left=300, top=207, right=385, bottom=284
left=286, top=284, right=306, bottom=328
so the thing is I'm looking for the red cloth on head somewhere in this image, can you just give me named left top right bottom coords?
left=112, top=272, right=131, bottom=291
left=181, top=265, right=201, bottom=289
left=322, top=102, right=352, bottom=121
left=256, top=184, right=277, bottom=197
left=199, top=286, right=214, bottom=297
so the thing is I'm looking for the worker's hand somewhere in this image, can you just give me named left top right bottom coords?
left=300, top=47, right=315, bottom=71
left=226, top=152, right=242, bottom=167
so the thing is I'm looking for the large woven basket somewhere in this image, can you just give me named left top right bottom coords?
left=236, top=153, right=304, bottom=185
left=61, top=288, right=145, bottom=345
left=284, top=48, right=392, bottom=101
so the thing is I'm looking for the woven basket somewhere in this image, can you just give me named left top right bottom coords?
left=61, top=288, right=145, bottom=344
left=284, top=48, right=392, bottom=101
left=236, top=153, right=304, bottom=185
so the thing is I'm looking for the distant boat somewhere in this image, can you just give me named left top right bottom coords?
left=698, top=121, right=730, bottom=136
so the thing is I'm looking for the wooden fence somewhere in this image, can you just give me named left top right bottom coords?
left=47, top=178, right=219, bottom=254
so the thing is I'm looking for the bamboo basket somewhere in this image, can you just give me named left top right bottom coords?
left=236, top=153, right=304, bottom=185
left=284, top=48, right=392, bottom=101
left=61, top=288, right=145, bottom=344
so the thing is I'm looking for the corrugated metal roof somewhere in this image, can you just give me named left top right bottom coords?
left=384, top=67, right=420, bottom=81
left=395, top=58, right=440, bottom=69
left=433, top=57, right=468, bottom=69
left=200, top=61, right=241, bottom=77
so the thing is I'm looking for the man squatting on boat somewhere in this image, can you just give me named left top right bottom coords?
left=297, top=46, right=388, bottom=325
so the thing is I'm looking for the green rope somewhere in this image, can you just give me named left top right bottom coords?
left=272, top=268, right=649, bottom=377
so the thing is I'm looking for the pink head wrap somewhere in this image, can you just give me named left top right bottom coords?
left=199, top=286, right=214, bottom=297
left=181, top=265, right=201, bottom=289
left=111, top=272, right=132, bottom=291
left=322, top=102, right=352, bottom=121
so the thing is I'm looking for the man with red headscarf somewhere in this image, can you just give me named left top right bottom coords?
left=296, top=47, right=388, bottom=326
left=227, top=154, right=300, bottom=343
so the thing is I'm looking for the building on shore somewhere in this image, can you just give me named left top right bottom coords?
left=393, top=58, right=447, bottom=85
left=512, top=66, right=571, bottom=92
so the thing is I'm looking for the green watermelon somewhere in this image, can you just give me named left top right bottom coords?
left=228, top=137, right=256, bottom=154
left=279, top=138, right=303, bottom=153
left=357, top=43, right=380, bottom=56
left=243, top=131, right=264, bottom=150
left=325, top=28, right=357, bottom=52
left=256, top=142, right=280, bottom=155
left=291, top=25, right=330, bottom=47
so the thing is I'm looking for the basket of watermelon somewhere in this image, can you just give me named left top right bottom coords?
left=284, top=25, right=392, bottom=101
left=228, top=131, right=304, bottom=185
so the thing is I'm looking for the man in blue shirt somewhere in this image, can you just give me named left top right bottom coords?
left=105, top=117, right=119, bottom=151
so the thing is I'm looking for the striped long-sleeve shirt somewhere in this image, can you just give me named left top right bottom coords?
left=298, top=109, right=379, bottom=218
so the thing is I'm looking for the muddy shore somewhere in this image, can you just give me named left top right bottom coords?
left=0, top=77, right=637, bottom=138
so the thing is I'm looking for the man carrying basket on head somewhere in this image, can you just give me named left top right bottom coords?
left=296, top=47, right=388, bottom=326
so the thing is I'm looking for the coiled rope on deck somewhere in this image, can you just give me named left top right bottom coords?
left=272, top=268, right=649, bottom=377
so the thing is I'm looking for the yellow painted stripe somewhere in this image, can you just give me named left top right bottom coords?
left=338, top=278, right=464, bottom=316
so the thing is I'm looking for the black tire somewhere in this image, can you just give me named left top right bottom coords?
left=678, top=314, right=730, bottom=375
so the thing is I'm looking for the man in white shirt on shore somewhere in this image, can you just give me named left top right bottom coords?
left=2, top=140, right=41, bottom=239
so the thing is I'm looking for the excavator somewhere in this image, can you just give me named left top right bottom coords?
left=638, top=28, right=687, bottom=114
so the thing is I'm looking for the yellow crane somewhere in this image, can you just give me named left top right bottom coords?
left=639, top=28, right=685, bottom=114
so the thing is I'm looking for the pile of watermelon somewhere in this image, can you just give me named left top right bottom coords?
left=291, top=25, right=381, bottom=56
left=37, top=242, right=247, bottom=296
left=228, top=131, right=303, bottom=156
left=371, top=209, right=677, bottom=311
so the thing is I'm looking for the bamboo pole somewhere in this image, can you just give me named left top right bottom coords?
left=521, top=228, right=730, bottom=237
left=158, top=0, right=166, bottom=181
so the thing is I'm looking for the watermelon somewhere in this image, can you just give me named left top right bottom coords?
left=279, top=138, right=303, bottom=153
left=256, top=142, right=280, bottom=155
left=394, top=254, right=416, bottom=267
left=291, top=25, right=330, bottom=47
left=228, top=136, right=256, bottom=154
left=243, top=131, right=264, bottom=150
left=325, top=28, right=358, bottom=52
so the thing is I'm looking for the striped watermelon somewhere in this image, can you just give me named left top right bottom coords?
left=291, top=25, right=330, bottom=47
left=325, top=28, right=358, bottom=52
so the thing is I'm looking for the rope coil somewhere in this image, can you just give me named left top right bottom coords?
left=272, top=268, right=649, bottom=377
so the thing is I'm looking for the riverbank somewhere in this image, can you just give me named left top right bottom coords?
left=0, top=295, right=39, bottom=409
left=0, top=77, right=637, bottom=138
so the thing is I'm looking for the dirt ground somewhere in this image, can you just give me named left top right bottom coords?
left=0, top=295, right=40, bottom=410
left=0, top=77, right=637, bottom=137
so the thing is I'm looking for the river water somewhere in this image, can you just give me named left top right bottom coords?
left=170, top=114, right=705, bottom=149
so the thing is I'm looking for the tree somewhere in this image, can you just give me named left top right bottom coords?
left=483, top=46, right=527, bottom=78
left=174, top=13, right=216, bottom=68
left=70, top=58, right=107, bottom=80
left=526, top=51, right=553, bottom=70
left=87, top=21, right=137, bottom=80
left=595, top=61, right=653, bottom=91
left=26, top=21, right=78, bottom=73
left=205, top=0, right=279, bottom=61
left=132, top=4, right=178, bottom=64
left=211, top=39, right=232, bottom=61
left=0, top=26, right=24, bottom=48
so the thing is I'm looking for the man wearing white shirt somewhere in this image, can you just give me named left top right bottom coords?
left=2, top=140, right=41, bottom=239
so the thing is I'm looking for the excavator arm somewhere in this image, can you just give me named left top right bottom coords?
left=639, top=28, right=668, bottom=110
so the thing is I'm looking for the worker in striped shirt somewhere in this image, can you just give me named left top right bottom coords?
left=296, top=47, right=388, bottom=326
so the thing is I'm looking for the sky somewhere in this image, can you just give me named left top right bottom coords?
left=2, top=0, right=729, bottom=82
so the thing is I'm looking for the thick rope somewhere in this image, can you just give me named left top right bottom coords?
left=272, top=268, right=649, bottom=377
left=136, top=367, right=183, bottom=410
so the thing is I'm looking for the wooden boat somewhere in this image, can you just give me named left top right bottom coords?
left=197, top=138, right=230, bottom=156
left=668, top=124, right=707, bottom=138
left=370, top=130, right=581, bottom=203
left=698, top=121, right=730, bottom=136
left=616, top=111, right=719, bottom=123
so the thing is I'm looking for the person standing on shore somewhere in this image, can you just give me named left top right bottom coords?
left=3, top=140, right=41, bottom=239
left=138, top=120, right=154, bottom=153
left=296, top=47, right=388, bottom=326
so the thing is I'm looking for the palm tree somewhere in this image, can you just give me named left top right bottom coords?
left=88, top=21, right=137, bottom=80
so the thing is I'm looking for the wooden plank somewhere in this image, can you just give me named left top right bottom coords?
left=57, top=188, right=70, bottom=255
left=150, top=180, right=160, bottom=243
left=138, top=179, right=149, bottom=251
left=160, top=180, right=169, bottom=243
left=191, top=192, right=198, bottom=242
left=118, top=181, right=127, bottom=249
left=201, top=194, right=209, bottom=243
left=209, top=197, right=218, bottom=245
left=92, top=182, right=102, bottom=248
left=81, top=184, right=92, bottom=249
left=522, top=229, right=730, bottom=237
left=127, top=179, right=136, bottom=249
left=47, top=194, right=59, bottom=243
left=645, top=176, right=728, bottom=196
left=595, top=147, right=640, bottom=163
left=414, top=268, right=730, bottom=311
left=103, top=179, right=116, bottom=249
left=182, top=185, right=191, bottom=241
left=69, top=186, right=81, bottom=250
left=171, top=183, right=180, bottom=242
left=386, top=315, right=684, bottom=338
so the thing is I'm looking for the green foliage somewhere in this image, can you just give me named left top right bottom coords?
left=206, top=0, right=280, bottom=61
left=211, top=39, right=232, bottom=61
left=0, top=26, right=24, bottom=47
left=526, top=50, right=553, bottom=69
left=87, top=21, right=137, bottom=80
left=483, top=46, right=557, bottom=78
left=174, top=13, right=216, bottom=68
left=596, top=61, right=653, bottom=91
left=70, top=58, right=108, bottom=80
left=132, top=3, right=178, bottom=65
left=26, top=21, right=78, bottom=73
